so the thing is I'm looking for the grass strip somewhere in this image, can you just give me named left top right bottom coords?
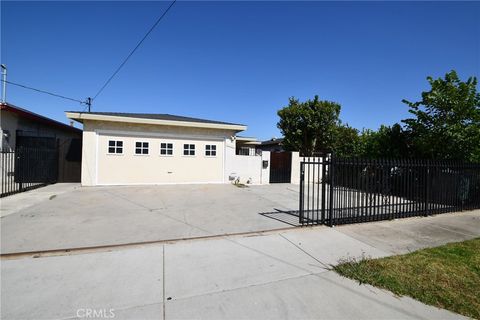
left=334, top=238, right=480, bottom=319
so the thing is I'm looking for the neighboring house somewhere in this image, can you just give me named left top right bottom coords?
left=66, top=111, right=270, bottom=186
left=1, top=102, right=82, bottom=183
left=236, top=136, right=260, bottom=156
left=257, top=137, right=284, bottom=152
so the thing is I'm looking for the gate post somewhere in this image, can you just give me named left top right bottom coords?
left=321, top=156, right=326, bottom=224
left=328, top=154, right=335, bottom=227
left=17, top=147, right=23, bottom=192
left=425, top=161, right=430, bottom=216
left=299, top=162, right=305, bottom=224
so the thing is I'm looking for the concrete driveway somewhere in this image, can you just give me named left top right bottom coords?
left=1, top=183, right=300, bottom=254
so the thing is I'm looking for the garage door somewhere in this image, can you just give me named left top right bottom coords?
left=96, top=133, right=224, bottom=185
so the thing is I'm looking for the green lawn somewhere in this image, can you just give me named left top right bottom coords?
left=334, top=238, right=480, bottom=319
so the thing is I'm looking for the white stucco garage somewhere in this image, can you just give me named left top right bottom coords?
left=66, top=111, right=269, bottom=186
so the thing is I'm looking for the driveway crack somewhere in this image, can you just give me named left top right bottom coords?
left=278, top=233, right=331, bottom=270
left=167, top=271, right=326, bottom=303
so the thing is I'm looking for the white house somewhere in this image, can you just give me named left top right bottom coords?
left=66, top=111, right=270, bottom=186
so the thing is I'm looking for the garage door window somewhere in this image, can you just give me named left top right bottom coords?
left=160, top=143, right=173, bottom=156
left=135, top=142, right=149, bottom=155
left=183, top=144, right=195, bottom=156
left=108, top=140, right=123, bottom=154
left=205, top=145, right=217, bottom=157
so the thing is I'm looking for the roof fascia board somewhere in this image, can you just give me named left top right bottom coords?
left=236, top=136, right=258, bottom=141
left=66, top=112, right=247, bottom=132
left=241, top=141, right=261, bottom=145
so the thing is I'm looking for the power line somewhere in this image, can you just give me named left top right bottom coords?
left=3, top=0, right=177, bottom=111
left=92, top=0, right=177, bottom=101
left=82, top=97, right=92, bottom=113
left=1, top=79, right=86, bottom=105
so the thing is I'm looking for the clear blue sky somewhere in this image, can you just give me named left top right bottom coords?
left=1, top=1, right=479, bottom=140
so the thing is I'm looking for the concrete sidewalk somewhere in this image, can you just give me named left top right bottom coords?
left=2, top=210, right=478, bottom=319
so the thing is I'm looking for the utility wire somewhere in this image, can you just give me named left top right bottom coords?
left=1, top=79, right=86, bottom=105
left=2, top=0, right=176, bottom=110
left=92, top=0, right=177, bottom=101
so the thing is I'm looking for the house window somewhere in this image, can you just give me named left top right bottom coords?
left=135, top=142, right=149, bottom=155
left=183, top=144, right=195, bottom=156
left=238, top=147, right=251, bottom=156
left=160, top=143, right=173, bottom=156
left=205, top=145, right=217, bottom=157
left=108, top=140, right=123, bottom=154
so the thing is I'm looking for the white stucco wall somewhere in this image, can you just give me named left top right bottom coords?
left=228, top=151, right=270, bottom=185
left=261, top=151, right=270, bottom=184
left=81, top=129, right=97, bottom=186
left=224, top=136, right=236, bottom=184
left=290, top=152, right=325, bottom=184
left=291, top=152, right=301, bottom=184
left=81, top=120, right=238, bottom=186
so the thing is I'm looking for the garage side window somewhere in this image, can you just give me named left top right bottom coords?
left=183, top=144, right=195, bottom=156
left=135, top=142, right=149, bottom=155
left=160, top=143, right=173, bottom=156
left=205, top=145, right=217, bottom=157
left=108, top=140, right=123, bottom=154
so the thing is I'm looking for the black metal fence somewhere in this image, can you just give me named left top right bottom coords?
left=299, top=156, right=331, bottom=225
left=1, top=147, right=58, bottom=198
left=299, top=156, right=480, bottom=226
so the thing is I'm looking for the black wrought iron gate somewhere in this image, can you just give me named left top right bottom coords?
left=299, top=155, right=334, bottom=225
left=1, top=146, right=58, bottom=198
left=299, top=156, right=480, bottom=226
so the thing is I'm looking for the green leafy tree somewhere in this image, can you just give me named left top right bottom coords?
left=358, top=124, right=411, bottom=158
left=277, top=96, right=341, bottom=156
left=334, top=124, right=361, bottom=158
left=402, top=70, right=480, bottom=162
left=358, top=129, right=377, bottom=158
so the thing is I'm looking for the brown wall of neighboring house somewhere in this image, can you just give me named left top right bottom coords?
left=1, top=103, right=82, bottom=183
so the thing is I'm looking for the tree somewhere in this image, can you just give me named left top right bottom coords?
left=334, top=124, right=361, bottom=158
left=277, top=95, right=341, bottom=156
left=402, top=70, right=480, bottom=162
left=358, top=124, right=411, bottom=158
